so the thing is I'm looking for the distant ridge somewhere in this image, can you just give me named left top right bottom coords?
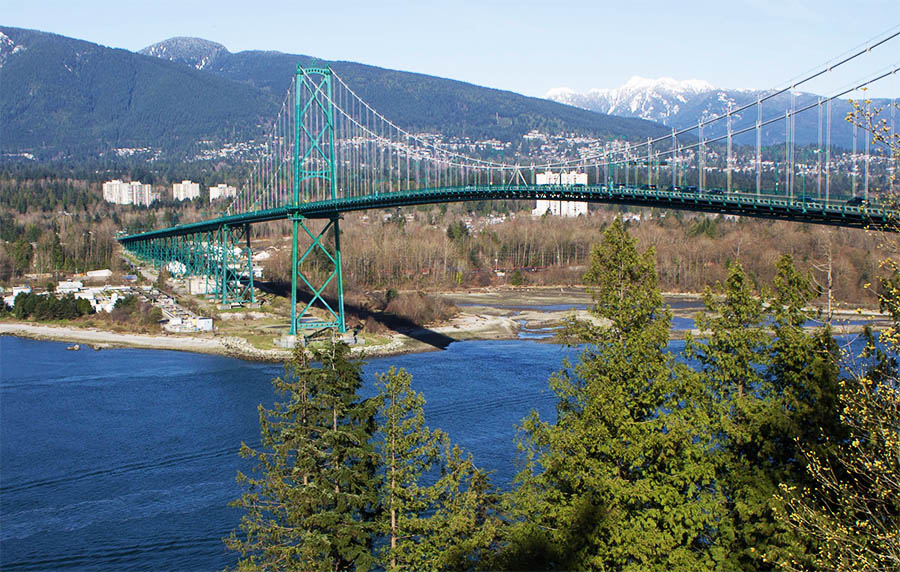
left=0, top=28, right=668, bottom=162
left=0, top=27, right=275, bottom=160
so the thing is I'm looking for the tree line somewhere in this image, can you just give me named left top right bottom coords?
left=3, top=290, right=93, bottom=320
left=260, top=207, right=882, bottom=310
left=228, top=219, right=899, bottom=571
left=0, top=167, right=243, bottom=282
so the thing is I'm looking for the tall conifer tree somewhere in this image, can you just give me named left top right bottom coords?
left=227, top=341, right=378, bottom=572
left=509, top=219, right=723, bottom=571
left=688, top=257, right=842, bottom=569
left=374, top=367, right=501, bottom=571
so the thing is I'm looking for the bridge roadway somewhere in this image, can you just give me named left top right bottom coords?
left=118, top=184, right=898, bottom=244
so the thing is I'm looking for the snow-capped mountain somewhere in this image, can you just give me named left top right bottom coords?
left=0, top=31, right=26, bottom=68
left=547, top=76, right=719, bottom=124
left=546, top=76, right=740, bottom=128
left=546, top=76, right=890, bottom=147
left=139, top=37, right=228, bottom=70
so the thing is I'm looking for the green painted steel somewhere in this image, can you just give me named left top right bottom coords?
left=288, top=64, right=346, bottom=334
left=120, top=225, right=255, bottom=306
left=293, top=218, right=344, bottom=331
left=120, top=185, right=899, bottom=335
left=285, top=184, right=899, bottom=230
left=215, top=224, right=255, bottom=306
left=119, top=185, right=900, bottom=246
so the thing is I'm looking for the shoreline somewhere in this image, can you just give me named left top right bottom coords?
left=1, top=288, right=889, bottom=362
left=0, top=312, right=523, bottom=363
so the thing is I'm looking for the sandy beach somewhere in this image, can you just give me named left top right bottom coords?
left=0, top=322, right=247, bottom=355
left=0, top=311, right=522, bottom=362
left=1, top=287, right=890, bottom=362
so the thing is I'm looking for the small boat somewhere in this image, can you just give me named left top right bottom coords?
left=66, top=344, right=81, bottom=351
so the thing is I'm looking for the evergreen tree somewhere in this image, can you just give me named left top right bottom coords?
left=509, top=219, right=722, bottom=570
left=767, top=255, right=843, bottom=476
left=374, top=367, right=501, bottom=571
left=688, top=257, right=843, bottom=569
left=227, top=340, right=378, bottom=571
left=375, top=366, right=445, bottom=570
left=424, top=441, right=502, bottom=571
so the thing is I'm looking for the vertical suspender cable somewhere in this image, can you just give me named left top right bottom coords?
left=826, top=97, right=832, bottom=202
left=727, top=103, right=733, bottom=194
left=699, top=121, right=704, bottom=191
left=785, top=110, right=790, bottom=198
left=817, top=97, right=823, bottom=199
left=864, top=101, right=870, bottom=200
left=756, top=96, right=762, bottom=197
left=852, top=117, right=858, bottom=198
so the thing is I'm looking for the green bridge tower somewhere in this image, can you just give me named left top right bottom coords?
left=290, top=64, right=346, bottom=335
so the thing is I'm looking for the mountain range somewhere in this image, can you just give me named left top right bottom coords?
left=0, top=28, right=666, bottom=162
left=1, top=27, right=890, bottom=163
left=546, top=77, right=892, bottom=149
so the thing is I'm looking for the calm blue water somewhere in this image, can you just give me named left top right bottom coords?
left=0, top=330, right=874, bottom=570
left=0, top=337, right=574, bottom=571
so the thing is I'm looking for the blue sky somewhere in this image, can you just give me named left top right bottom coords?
left=4, top=0, right=899, bottom=97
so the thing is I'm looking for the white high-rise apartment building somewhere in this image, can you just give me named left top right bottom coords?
left=531, top=171, right=589, bottom=217
left=532, top=199, right=589, bottom=217
left=172, top=180, right=200, bottom=201
left=102, top=180, right=158, bottom=206
left=209, top=183, right=237, bottom=202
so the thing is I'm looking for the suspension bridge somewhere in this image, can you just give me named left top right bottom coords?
left=118, top=35, right=900, bottom=336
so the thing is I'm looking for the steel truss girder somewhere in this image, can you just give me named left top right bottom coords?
left=122, top=226, right=254, bottom=306
left=215, top=224, right=255, bottom=305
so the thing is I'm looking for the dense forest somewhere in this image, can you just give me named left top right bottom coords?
left=228, top=220, right=900, bottom=570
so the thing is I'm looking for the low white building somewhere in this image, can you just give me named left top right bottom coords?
left=173, top=180, right=200, bottom=201
left=163, top=313, right=214, bottom=332
left=189, top=277, right=212, bottom=295
left=86, top=269, right=113, bottom=281
left=57, top=280, right=84, bottom=294
left=3, top=286, right=32, bottom=307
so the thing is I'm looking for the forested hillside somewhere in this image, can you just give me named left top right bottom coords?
left=0, top=28, right=275, bottom=159
left=0, top=28, right=667, bottom=161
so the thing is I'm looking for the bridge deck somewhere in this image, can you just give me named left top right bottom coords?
left=118, top=184, right=897, bottom=243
